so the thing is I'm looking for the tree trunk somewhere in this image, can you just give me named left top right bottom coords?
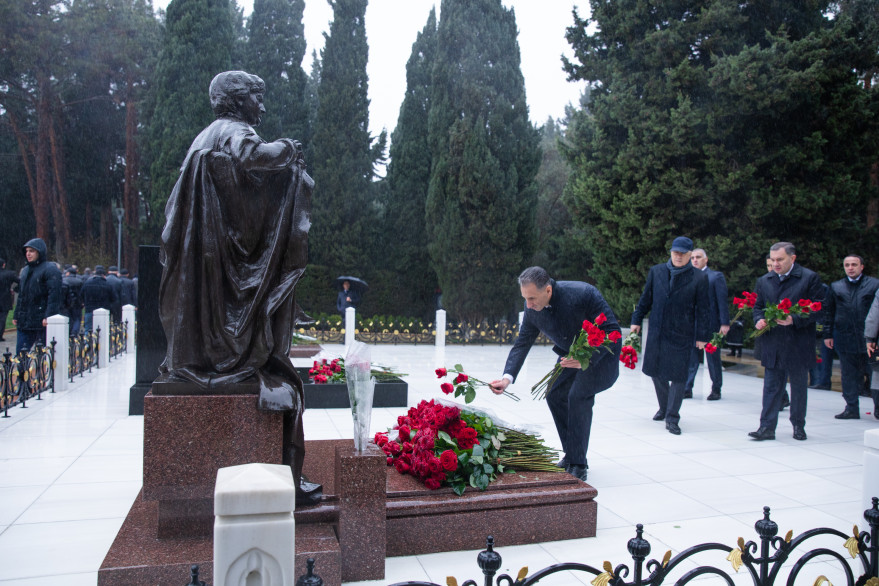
left=123, top=82, right=139, bottom=273
left=34, top=77, right=55, bottom=245
left=48, top=95, right=72, bottom=257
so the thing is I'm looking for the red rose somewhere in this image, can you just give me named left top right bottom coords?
left=374, top=432, right=388, bottom=447
left=397, top=425, right=411, bottom=440
left=594, top=313, right=607, bottom=325
left=607, top=330, right=622, bottom=343
left=705, top=343, right=717, bottom=354
left=454, top=373, right=469, bottom=384
left=424, top=477, right=442, bottom=490
left=798, top=298, right=811, bottom=307
left=387, top=456, right=394, bottom=465
left=394, top=459, right=411, bottom=474
left=440, top=382, right=454, bottom=395
left=440, top=449, right=458, bottom=471
left=588, top=330, right=606, bottom=346
left=778, top=298, right=792, bottom=311
left=387, top=441, right=402, bottom=455
left=811, top=301, right=822, bottom=311
left=816, top=357, right=823, bottom=363
left=435, top=367, right=447, bottom=378
left=402, top=441, right=414, bottom=453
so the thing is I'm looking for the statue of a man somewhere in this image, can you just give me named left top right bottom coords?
left=158, top=71, right=315, bottom=498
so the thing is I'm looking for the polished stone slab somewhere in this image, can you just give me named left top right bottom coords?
left=297, top=368, right=408, bottom=409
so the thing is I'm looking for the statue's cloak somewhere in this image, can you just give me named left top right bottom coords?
left=158, top=118, right=313, bottom=411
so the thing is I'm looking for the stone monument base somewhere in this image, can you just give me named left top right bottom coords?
left=289, top=344, right=322, bottom=358
left=100, top=438, right=596, bottom=586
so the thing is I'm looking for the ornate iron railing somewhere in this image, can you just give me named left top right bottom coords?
left=286, top=498, right=879, bottom=586
left=108, top=320, right=127, bottom=360
left=298, top=319, right=551, bottom=346
left=69, top=329, right=100, bottom=380
left=1, top=342, right=55, bottom=417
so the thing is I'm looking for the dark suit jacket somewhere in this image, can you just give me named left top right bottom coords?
left=631, top=263, right=711, bottom=382
left=704, top=267, right=730, bottom=333
left=0, top=268, right=19, bottom=312
left=822, top=275, right=879, bottom=355
left=503, top=280, right=621, bottom=396
left=753, top=263, right=824, bottom=370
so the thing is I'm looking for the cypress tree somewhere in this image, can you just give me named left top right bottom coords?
left=562, top=0, right=879, bottom=317
left=145, top=0, right=233, bottom=225
left=309, top=0, right=376, bottom=273
left=384, top=8, right=438, bottom=317
left=244, top=0, right=311, bottom=150
left=426, top=0, right=540, bottom=323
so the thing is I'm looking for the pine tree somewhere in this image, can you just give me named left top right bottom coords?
left=384, top=8, right=438, bottom=317
left=562, top=0, right=879, bottom=318
left=309, top=0, right=377, bottom=273
left=244, top=0, right=311, bottom=150
left=145, top=0, right=233, bottom=226
left=426, top=0, right=540, bottom=323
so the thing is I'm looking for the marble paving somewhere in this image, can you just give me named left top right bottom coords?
left=0, top=342, right=874, bottom=585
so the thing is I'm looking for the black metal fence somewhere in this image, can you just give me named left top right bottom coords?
left=2, top=320, right=129, bottom=416
left=1, top=341, right=55, bottom=416
left=298, top=319, right=551, bottom=345
left=282, top=499, right=879, bottom=586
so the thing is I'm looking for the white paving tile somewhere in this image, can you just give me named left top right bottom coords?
left=0, top=347, right=872, bottom=585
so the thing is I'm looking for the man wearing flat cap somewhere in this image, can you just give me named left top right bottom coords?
left=631, top=236, right=711, bottom=435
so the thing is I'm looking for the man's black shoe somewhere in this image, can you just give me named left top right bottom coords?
left=748, top=427, right=775, bottom=441
left=834, top=410, right=860, bottom=420
left=780, top=394, right=790, bottom=409
left=707, top=391, right=721, bottom=401
left=567, top=464, right=588, bottom=482
left=556, top=456, right=568, bottom=468
left=809, top=384, right=831, bottom=390
left=652, top=410, right=666, bottom=421
left=792, top=426, right=807, bottom=441
left=874, top=410, right=879, bottom=420
left=683, top=390, right=693, bottom=399
left=666, top=422, right=681, bottom=435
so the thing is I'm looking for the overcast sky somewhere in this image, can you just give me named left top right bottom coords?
left=154, top=0, right=589, bottom=137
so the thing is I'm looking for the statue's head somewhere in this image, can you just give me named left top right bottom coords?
left=209, top=71, right=266, bottom=126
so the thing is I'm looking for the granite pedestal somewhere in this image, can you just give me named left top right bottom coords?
left=129, top=245, right=166, bottom=415
left=297, top=367, right=408, bottom=409
left=289, top=344, right=322, bottom=358
left=101, top=408, right=597, bottom=586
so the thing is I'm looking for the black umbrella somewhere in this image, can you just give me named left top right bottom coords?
left=334, top=276, right=369, bottom=295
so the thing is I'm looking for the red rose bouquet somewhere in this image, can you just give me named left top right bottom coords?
left=435, top=364, right=519, bottom=403
left=375, top=399, right=559, bottom=495
left=308, top=357, right=406, bottom=384
left=704, top=291, right=757, bottom=354
left=532, top=313, right=621, bottom=399
left=620, top=330, right=641, bottom=369
left=752, top=297, right=821, bottom=338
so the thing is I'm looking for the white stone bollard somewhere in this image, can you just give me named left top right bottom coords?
left=345, top=306, right=356, bottom=348
left=122, top=304, right=136, bottom=353
left=435, top=309, right=446, bottom=349
left=864, top=429, right=879, bottom=512
left=93, top=308, right=110, bottom=368
left=46, top=314, right=68, bottom=393
left=214, top=463, right=296, bottom=586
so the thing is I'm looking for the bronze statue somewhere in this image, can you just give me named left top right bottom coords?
left=158, top=71, right=316, bottom=500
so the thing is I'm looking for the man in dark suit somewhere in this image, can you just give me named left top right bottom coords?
left=0, top=258, right=19, bottom=341
left=631, top=236, right=711, bottom=435
left=490, top=266, right=621, bottom=482
left=750, top=242, right=824, bottom=441
left=822, top=254, right=879, bottom=420
left=685, top=248, right=730, bottom=400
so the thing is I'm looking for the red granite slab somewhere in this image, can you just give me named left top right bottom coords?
left=99, top=490, right=340, bottom=586
left=335, top=444, right=386, bottom=581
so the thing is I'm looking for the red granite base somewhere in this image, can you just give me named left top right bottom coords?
left=98, top=491, right=340, bottom=586
left=289, top=344, right=322, bottom=358
left=100, top=439, right=597, bottom=586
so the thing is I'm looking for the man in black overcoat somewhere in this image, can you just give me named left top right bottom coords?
left=0, top=258, right=19, bottom=341
left=631, top=236, right=711, bottom=435
left=490, top=267, right=621, bottom=482
left=685, top=248, right=730, bottom=400
left=822, top=254, right=879, bottom=419
left=750, top=242, right=824, bottom=441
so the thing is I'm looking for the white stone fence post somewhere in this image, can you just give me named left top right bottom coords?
left=435, top=309, right=446, bottom=349
left=345, top=306, right=356, bottom=348
left=93, top=308, right=110, bottom=368
left=214, top=463, right=296, bottom=586
left=46, top=314, right=68, bottom=392
left=122, top=304, right=136, bottom=353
